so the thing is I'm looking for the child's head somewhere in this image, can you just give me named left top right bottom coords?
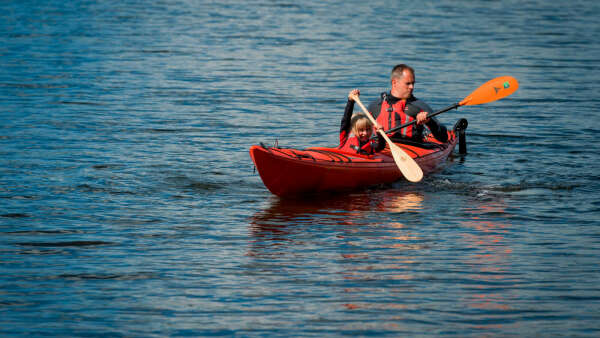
left=350, top=114, right=374, bottom=142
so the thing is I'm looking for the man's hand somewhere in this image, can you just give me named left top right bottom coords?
left=416, top=111, right=430, bottom=125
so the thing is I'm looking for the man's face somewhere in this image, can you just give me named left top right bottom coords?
left=391, top=70, right=415, bottom=100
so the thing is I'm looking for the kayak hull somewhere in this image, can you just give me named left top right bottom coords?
left=250, top=130, right=459, bottom=197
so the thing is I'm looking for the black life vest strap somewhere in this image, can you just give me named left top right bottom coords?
left=382, top=92, right=393, bottom=113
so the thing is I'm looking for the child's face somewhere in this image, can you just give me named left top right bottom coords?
left=355, top=126, right=372, bottom=143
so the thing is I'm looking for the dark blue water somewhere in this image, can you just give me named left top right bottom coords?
left=2, top=0, right=600, bottom=336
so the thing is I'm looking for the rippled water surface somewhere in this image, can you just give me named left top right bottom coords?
left=2, top=0, right=600, bottom=336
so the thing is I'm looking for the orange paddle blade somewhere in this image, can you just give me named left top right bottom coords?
left=459, top=76, right=519, bottom=106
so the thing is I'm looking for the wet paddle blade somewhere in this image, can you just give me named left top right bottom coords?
left=459, top=76, right=519, bottom=106
left=387, top=139, right=424, bottom=182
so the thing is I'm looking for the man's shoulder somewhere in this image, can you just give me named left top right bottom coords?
left=371, top=92, right=388, bottom=103
left=407, top=96, right=432, bottom=113
left=368, top=92, right=388, bottom=107
left=367, top=93, right=386, bottom=113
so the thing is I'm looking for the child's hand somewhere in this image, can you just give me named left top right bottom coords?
left=348, top=89, right=360, bottom=102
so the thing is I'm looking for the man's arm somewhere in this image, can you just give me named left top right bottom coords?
left=407, top=99, right=448, bottom=142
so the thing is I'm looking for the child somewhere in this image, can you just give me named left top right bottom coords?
left=338, top=89, right=385, bottom=155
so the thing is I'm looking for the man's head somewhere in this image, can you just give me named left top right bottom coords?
left=390, top=64, right=415, bottom=100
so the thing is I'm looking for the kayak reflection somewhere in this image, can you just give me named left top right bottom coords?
left=379, top=191, right=424, bottom=213
left=247, top=189, right=424, bottom=255
left=250, top=189, right=424, bottom=229
left=246, top=189, right=429, bottom=314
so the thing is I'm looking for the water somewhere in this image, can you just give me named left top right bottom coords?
left=2, top=0, right=600, bottom=336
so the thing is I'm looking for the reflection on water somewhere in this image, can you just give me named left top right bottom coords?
left=247, top=188, right=426, bottom=264
left=249, top=189, right=424, bottom=241
left=459, top=200, right=517, bottom=330
left=377, top=190, right=424, bottom=214
left=247, top=191, right=529, bottom=331
left=247, top=189, right=427, bottom=313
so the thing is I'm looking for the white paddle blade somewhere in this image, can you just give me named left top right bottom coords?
left=388, top=141, right=423, bottom=182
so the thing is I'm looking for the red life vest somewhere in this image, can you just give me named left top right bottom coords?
left=339, top=132, right=377, bottom=155
left=378, top=98, right=415, bottom=138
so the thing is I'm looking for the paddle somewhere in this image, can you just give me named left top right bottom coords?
left=353, top=96, right=424, bottom=182
left=386, top=76, right=519, bottom=135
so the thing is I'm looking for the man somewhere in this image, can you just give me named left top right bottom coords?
left=368, top=64, right=448, bottom=143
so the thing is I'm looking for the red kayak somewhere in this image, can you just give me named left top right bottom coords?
left=250, top=119, right=467, bottom=197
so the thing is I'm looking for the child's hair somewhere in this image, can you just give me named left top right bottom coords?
left=350, top=114, right=374, bottom=134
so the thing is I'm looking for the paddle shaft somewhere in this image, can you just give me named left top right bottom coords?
left=386, top=102, right=460, bottom=135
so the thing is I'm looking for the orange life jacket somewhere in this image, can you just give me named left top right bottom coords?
left=339, top=133, right=377, bottom=155
left=378, top=97, right=415, bottom=138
